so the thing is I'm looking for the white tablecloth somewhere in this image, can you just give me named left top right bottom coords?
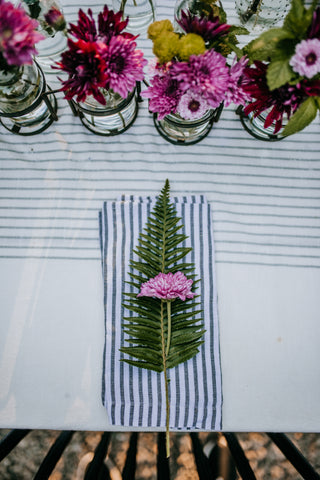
left=0, top=0, right=320, bottom=432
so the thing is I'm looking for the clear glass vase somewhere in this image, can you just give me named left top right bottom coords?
left=20, top=0, right=67, bottom=72
left=153, top=103, right=223, bottom=145
left=237, top=105, right=286, bottom=141
left=112, top=0, right=156, bottom=34
left=0, top=61, right=58, bottom=135
left=71, top=87, right=140, bottom=136
left=235, top=0, right=290, bottom=32
left=174, top=0, right=220, bottom=24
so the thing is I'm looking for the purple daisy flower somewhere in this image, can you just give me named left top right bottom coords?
left=177, top=91, right=209, bottom=120
left=0, top=0, right=44, bottom=67
left=137, top=271, right=195, bottom=301
left=142, top=73, right=182, bottom=119
left=290, top=38, right=320, bottom=79
left=170, top=50, right=230, bottom=108
left=103, top=36, right=147, bottom=98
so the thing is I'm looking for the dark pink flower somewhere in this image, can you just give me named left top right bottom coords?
left=177, top=9, right=230, bottom=45
left=242, top=61, right=306, bottom=134
left=44, top=6, right=66, bottom=32
left=289, top=38, right=320, bottom=79
left=98, top=5, right=134, bottom=42
left=141, top=72, right=182, bottom=119
left=103, top=36, right=146, bottom=98
left=170, top=50, right=230, bottom=108
left=55, top=39, right=109, bottom=104
left=137, top=271, right=195, bottom=301
left=0, top=0, right=44, bottom=67
left=69, top=8, right=97, bottom=42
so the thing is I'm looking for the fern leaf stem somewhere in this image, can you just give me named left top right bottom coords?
left=160, top=299, right=170, bottom=457
left=165, top=300, right=172, bottom=357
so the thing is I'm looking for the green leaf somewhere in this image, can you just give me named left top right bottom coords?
left=246, top=28, right=294, bottom=62
left=282, top=98, right=318, bottom=137
left=266, top=60, right=294, bottom=90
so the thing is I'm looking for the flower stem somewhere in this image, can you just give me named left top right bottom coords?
left=165, top=300, right=171, bottom=357
left=160, top=300, right=170, bottom=457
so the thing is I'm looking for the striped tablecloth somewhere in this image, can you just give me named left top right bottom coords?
left=0, top=0, right=320, bottom=432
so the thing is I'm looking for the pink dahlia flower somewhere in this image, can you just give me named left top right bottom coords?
left=141, top=73, right=182, bottom=119
left=137, top=271, right=195, bottom=301
left=177, top=91, right=209, bottom=120
left=103, top=36, right=147, bottom=98
left=0, top=0, right=44, bottom=66
left=289, top=38, right=320, bottom=79
left=170, top=49, right=230, bottom=108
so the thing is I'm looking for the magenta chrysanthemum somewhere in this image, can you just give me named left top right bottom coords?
left=0, top=0, right=44, bottom=67
left=224, top=56, right=251, bottom=107
left=177, top=91, right=209, bottom=119
left=137, top=272, right=195, bottom=301
left=289, top=38, right=320, bottom=79
left=142, top=73, right=182, bottom=119
left=103, top=36, right=146, bottom=98
left=68, top=9, right=98, bottom=42
left=170, top=50, right=230, bottom=108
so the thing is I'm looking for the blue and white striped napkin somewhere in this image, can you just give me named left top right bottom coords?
left=99, top=194, right=222, bottom=430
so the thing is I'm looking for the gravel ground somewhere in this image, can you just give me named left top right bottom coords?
left=1, top=430, right=320, bottom=479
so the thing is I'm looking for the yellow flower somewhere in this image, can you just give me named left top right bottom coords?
left=177, top=33, right=206, bottom=61
left=153, top=32, right=180, bottom=63
left=148, top=19, right=174, bottom=40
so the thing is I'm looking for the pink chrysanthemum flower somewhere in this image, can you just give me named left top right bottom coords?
left=170, top=50, right=230, bottom=108
left=177, top=91, right=209, bottom=120
left=289, top=38, right=320, bottom=79
left=0, top=0, right=44, bottom=67
left=137, top=271, right=195, bottom=301
left=141, top=73, right=182, bottom=119
left=224, top=56, right=251, bottom=107
left=103, top=36, right=147, bottom=98
left=56, top=39, right=109, bottom=104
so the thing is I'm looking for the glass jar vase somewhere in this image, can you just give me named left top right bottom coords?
left=20, top=0, right=67, bottom=72
left=153, top=103, right=223, bottom=145
left=235, top=0, right=290, bottom=33
left=71, top=87, right=140, bottom=136
left=0, top=61, right=58, bottom=135
left=236, top=105, right=285, bottom=141
left=112, top=0, right=156, bottom=34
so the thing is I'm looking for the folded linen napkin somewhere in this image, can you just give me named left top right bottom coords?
left=99, top=194, right=222, bottom=430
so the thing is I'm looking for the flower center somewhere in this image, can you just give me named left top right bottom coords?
left=306, top=52, right=317, bottom=65
left=188, top=99, right=200, bottom=112
left=113, top=54, right=126, bottom=74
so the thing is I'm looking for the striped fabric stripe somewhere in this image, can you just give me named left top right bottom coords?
left=100, top=195, right=222, bottom=430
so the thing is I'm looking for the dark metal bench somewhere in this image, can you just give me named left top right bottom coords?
left=1, top=430, right=319, bottom=479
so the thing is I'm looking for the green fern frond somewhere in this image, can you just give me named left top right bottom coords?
left=120, top=179, right=204, bottom=457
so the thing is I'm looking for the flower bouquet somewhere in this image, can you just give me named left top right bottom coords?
left=240, top=0, right=320, bottom=139
left=55, top=5, right=147, bottom=135
left=142, top=6, right=250, bottom=144
left=0, top=0, right=57, bottom=135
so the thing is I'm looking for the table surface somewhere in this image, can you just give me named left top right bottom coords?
left=1, top=0, right=320, bottom=433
